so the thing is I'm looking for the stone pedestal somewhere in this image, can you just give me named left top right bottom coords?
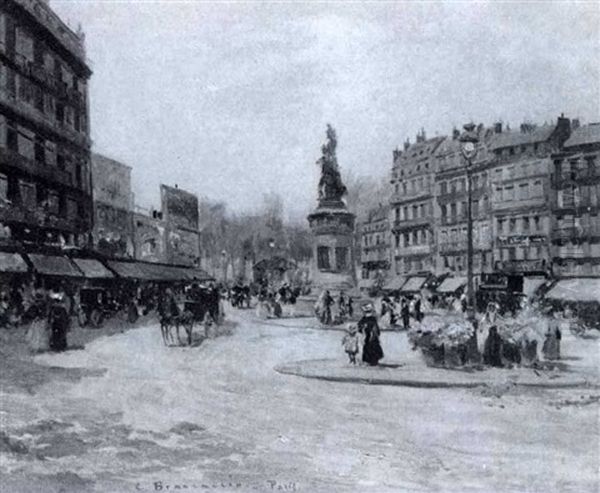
left=307, top=199, right=356, bottom=294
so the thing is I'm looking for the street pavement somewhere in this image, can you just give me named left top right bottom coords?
left=1, top=307, right=599, bottom=493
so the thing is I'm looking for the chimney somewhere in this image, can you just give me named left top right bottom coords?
left=494, top=122, right=502, bottom=134
left=556, top=114, right=572, bottom=148
left=415, top=127, right=426, bottom=143
left=404, top=138, right=410, bottom=151
left=452, top=127, right=460, bottom=140
left=572, top=118, right=580, bottom=130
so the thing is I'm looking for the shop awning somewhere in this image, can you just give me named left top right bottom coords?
left=0, top=252, right=29, bottom=273
left=72, top=259, right=114, bottom=279
left=544, top=279, right=600, bottom=303
left=401, top=276, right=428, bottom=292
left=107, top=260, right=154, bottom=280
left=27, top=254, right=82, bottom=277
left=522, top=277, right=546, bottom=297
left=383, top=277, right=406, bottom=291
left=436, top=276, right=467, bottom=293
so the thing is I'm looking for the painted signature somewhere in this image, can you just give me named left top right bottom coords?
left=136, top=479, right=299, bottom=491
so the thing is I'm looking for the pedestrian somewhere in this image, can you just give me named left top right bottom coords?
left=401, top=298, right=410, bottom=331
left=483, top=325, right=503, bottom=367
left=347, top=296, right=354, bottom=318
left=25, top=293, right=49, bottom=353
left=341, top=323, right=360, bottom=364
left=414, top=296, right=422, bottom=322
left=543, top=311, right=562, bottom=360
left=323, top=290, right=334, bottom=325
left=358, top=303, right=383, bottom=366
left=48, top=291, right=70, bottom=352
left=338, top=291, right=348, bottom=320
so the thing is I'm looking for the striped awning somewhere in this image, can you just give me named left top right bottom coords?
left=436, top=277, right=467, bottom=293
left=0, top=252, right=29, bottom=273
left=544, top=279, right=600, bottom=303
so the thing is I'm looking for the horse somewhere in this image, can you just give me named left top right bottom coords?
left=159, top=310, right=194, bottom=347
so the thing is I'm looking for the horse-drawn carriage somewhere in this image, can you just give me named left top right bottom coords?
left=159, top=294, right=216, bottom=346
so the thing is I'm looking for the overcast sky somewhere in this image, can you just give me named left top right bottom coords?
left=51, top=0, right=599, bottom=221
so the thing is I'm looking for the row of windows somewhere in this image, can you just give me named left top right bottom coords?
left=0, top=61, right=87, bottom=134
left=494, top=142, right=549, bottom=159
left=363, top=233, right=386, bottom=247
left=496, top=215, right=544, bottom=234
left=441, top=252, right=491, bottom=271
left=394, top=202, right=433, bottom=222
left=395, top=256, right=433, bottom=275
left=393, top=175, right=433, bottom=196
left=0, top=116, right=88, bottom=190
left=0, top=172, right=83, bottom=220
left=492, top=158, right=548, bottom=181
left=439, top=223, right=491, bottom=246
left=440, top=196, right=490, bottom=221
left=393, top=228, right=431, bottom=248
left=496, top=246, right=547, bottom=261
left=556, top=185, right=600, bottom=209
left=494, top=180, right=544, bottom=202
left=439, top=172, right=488, bottom=195
left=554, top=156, right=597, bottom=177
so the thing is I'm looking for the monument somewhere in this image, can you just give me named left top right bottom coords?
left=307, top=125, right=357, bottom=293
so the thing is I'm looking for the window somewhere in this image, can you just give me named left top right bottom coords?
left=441, top=204, right=447, bottom=219
left=45, top=141, right=57, bottom=166
left=522, top=216, right=530, bottom=232
left=403, top=206, right=408, bottom=220
left=19, top=180, right=35, bottom=209
left=17, top=126, right=35, bottom=159
left=15, top=28, right=34, bottom=63
left=509, top=217, right=516, bottom=232
left=472, top=199, right=479, bottom=218
left=335, top=247, right=348, bottom=271
left=0, top=173, right=7, bottom=201
left=403, top=233, right=409, bottom=247
left=504, top=185, right=514, bottom=201
left=508, top=247, right=516, bottom=260
left=461, top=201, right=467, bottom=217
left=450, top=180, right=457, bottom=194
left=34, top=136, right=45, bottom=163
left=532, top=180, right=543, bottom=197
left=317, top=246, right=330, bottom=270
left=412, top=230, right=418, bottom=244
left=394, top=234, right=400, bottom=248
left=472, top=175, right=479, bottom=189
left=420, top=204, right=426, bottom=217
left=412, top=205, right=418, bottom=218
left=450, top=203, right=457, bottom=218
left=440, top=181, right=447, bottom=195
left=534, top=215, right=541, bottom=231
left=497, top=218, right=504, bottom=234
left=395, top=207, right=400, bottom=221
left=519, top=183, right=529, bottom=200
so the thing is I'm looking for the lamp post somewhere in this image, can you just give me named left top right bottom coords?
left=459, top=123, right=479, bottom=315
left=221, top=249, right=228, bottom=284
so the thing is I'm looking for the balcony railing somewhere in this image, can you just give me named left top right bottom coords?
left=393, top=217, right=430, bottom=230
left=552, top=227, right=582, bottom=241
left=394, top=244, right=432, bottom=257
left=552, top=170, right=600, bottom=187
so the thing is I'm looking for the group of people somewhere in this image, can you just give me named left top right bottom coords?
left=342, top=302, right=383, bottom=366
left=380, top=294, right=424, bottom=330
left=24, top=288, right=71, bottom=353
left=314, top=290, right=354, bottom=325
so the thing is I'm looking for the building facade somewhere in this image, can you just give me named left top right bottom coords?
left=489, top=117, right=571, bottom=281
left=160, top=184, right=200, bottom=267
left=550, top=123, right=600, bottom=277
left=389, top=131, right=445, bottom=280
left=91, top=153, right=134, bottom=258
left=434, top=125, right=497, bottom=279
left=359, top=204, right=390, bottom=283
left=0, top=0, right=92, bottom=249
left=133, top=207, right=166, bottom=264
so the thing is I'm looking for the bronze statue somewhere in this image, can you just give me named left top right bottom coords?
left=317, top=124, right=347, bottom=204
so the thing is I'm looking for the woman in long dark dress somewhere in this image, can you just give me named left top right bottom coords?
left=48, top=293, right=70, bottom=352
left=358, top=303, right=383, bottom=366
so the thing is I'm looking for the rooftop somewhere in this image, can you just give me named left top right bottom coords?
left=564, top=123, right=600, bottom=148
left=490, top=124, right=556, bottom=150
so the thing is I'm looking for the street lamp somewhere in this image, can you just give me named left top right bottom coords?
left=221, top=249, right=228, bottom=284
left=459, top=123, right=479, bottom=315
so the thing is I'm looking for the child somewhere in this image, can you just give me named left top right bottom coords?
left=342, top=324, right=360, bottom=364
